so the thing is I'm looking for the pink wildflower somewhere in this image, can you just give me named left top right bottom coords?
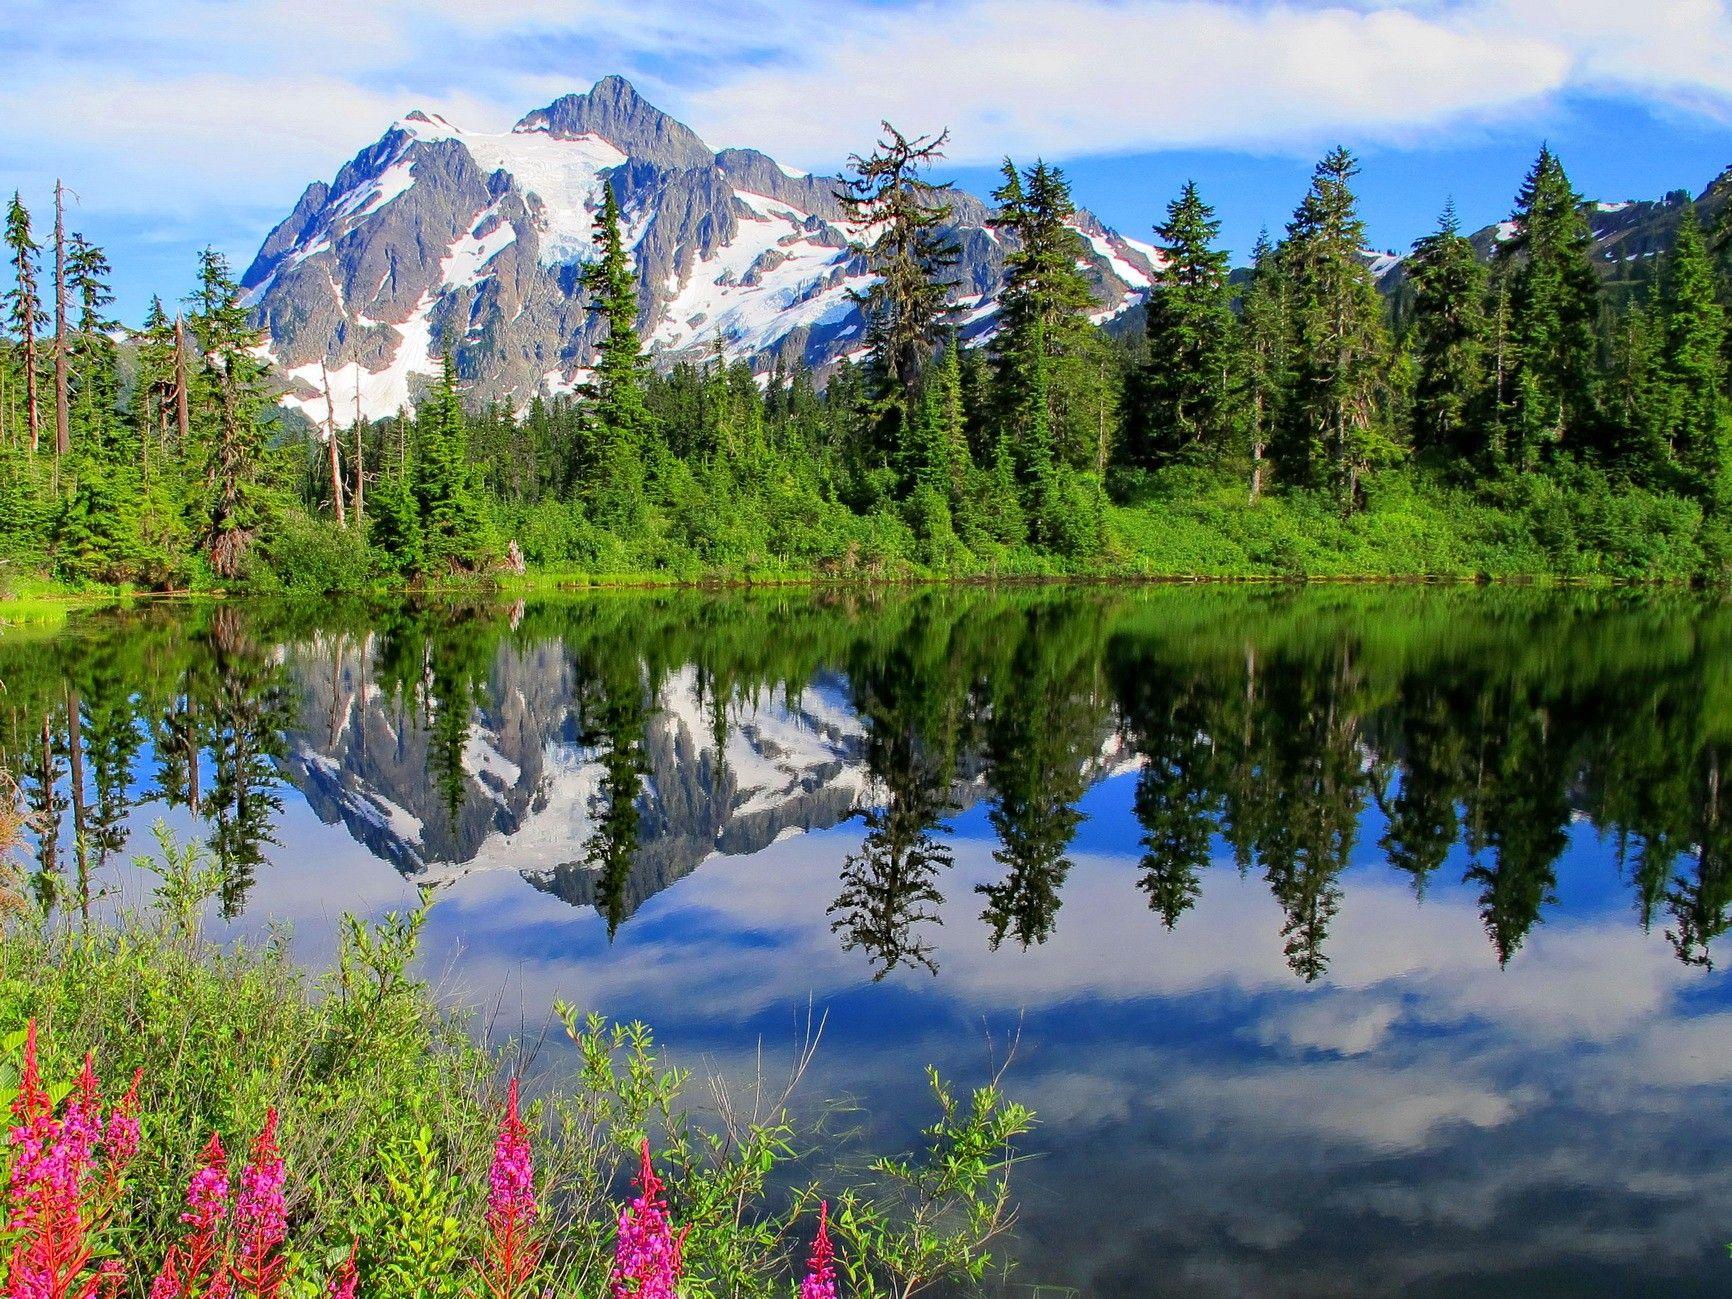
left=610, top=1140, right=685, bottom=1299
left=324, top=1240, right=358, bottom=1299
left=474, top=1077, right=541, bottom=1299
left=230, top=1110, right=288, bottom=1299
left=2, top=1022, right=147, bottom=1299
left=151, top=1132, right=230, bottom=1299
left=798, top=1201, right=838, bottom=1299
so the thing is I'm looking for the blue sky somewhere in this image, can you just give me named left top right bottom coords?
left=3, top=0, right=1731, bottom=320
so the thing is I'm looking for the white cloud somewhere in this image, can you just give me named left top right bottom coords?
left=7, top=0, right=1732, bottom=230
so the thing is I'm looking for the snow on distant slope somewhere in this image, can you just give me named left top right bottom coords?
left=246, top=77, right=1161, bottom=425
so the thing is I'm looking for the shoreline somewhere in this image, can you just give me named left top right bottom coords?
left=0, top=563, right=1715, bottom=619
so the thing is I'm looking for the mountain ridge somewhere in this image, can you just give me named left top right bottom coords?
left=244, top=76, right=1161, bottom=425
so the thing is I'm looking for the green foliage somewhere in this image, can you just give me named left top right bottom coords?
left=1494, top=146, right=1603, bottom=467
left=829, top=1068, right=1035, bottom=1298
left=1408, top=201, right=1488, bottom=463
left=256, top=512, right=375, bottom=592
left=1139, top=180, right=1235, bottom=464
left=0, top=859, right=1037, bottom=1297
left=1278, top=147, right=1396, bottom=509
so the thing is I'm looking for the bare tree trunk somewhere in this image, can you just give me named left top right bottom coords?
left=53, top=180, right=70, bottom=463
left=352, top=369, right=365, bottom=525
left=173, top=316, right=192, bottom=451
left=321, top=360, right=346, bottom=526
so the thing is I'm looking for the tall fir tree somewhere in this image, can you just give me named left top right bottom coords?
left=1236, top=230, right=1290, bottom=501
left=1495, top=146, right=1602, bottom=467
left=67, top=232, right=121, bottom=465
left=1406, top=201, right=1488, bottom=464
left=1279, top=148, right=1395, bottom=509
left=579, top=182, right=652, bottom=520
left=1138, top=181, right=1233, bottom=464
left=990, top=159, right=1111, bottom=476
left=4, top=193, right=44, bottom=454
left=837, top=122, right=961, bottom=469
left=416, top=352, right=488, bottom=569
left=186, top=247, right=271, bottom=579
left=1657, top=209, right=1728, bottom=498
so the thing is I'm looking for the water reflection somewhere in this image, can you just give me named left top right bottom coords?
left=5, top=589, right=1732, bottom=978
left=4, top=587, right=1732, bottom=1295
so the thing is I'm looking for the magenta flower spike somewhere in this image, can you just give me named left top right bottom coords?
left=611, top=1139, right=685, bottom=1299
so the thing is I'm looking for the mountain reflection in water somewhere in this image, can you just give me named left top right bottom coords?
left=3, top=587, right=1730, bottom=1296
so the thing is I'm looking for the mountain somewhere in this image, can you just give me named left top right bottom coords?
left=1368, top=180, right=1718, bottom=300
left=244, top=75, right=1162, bottom=425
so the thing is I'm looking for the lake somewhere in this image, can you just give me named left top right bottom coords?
left=2, top=586, right=1729, bottom=1296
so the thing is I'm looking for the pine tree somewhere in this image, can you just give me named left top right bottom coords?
left=1236, top=230, right=1290, bottom=501
left=417, top=352, right=487, bottom=569
left=1139, top=181, right=1233, bottom=464
left=133, top=297, right=178, bottom=465
left=4, top=193, right=44, bottom=454
left=1603, top=304, right=1666, bottom=475
left=67, top=232, right=121, bottom=465
left=52, top=181, right=70, bottom=463
left=579, top=182, right=652, bottom=520
left=990, top=160, right=1110, bottom=475
left=837, top=122, right=961, bottom=466
left=1497, top=146, right=1602, bottom=466
left=1279, top=147, right=1395, bottom=509
left=186, top=248, right=271, bottom=579
left=1657, top=209, right=1728, bottom=497
left=1407, top=202, right=1488, bottom=464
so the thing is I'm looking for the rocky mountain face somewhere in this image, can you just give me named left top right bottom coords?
left=244, top=76, right=1162, bottom=425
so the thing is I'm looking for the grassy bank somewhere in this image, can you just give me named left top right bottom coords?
left=4, top=463, right=1727, bottom=609
left=0, top=826, right=1033, bottom=1297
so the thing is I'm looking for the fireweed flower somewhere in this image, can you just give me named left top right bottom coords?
left=150, top=1130, right=231, bottom=1299
left=325, top=1241, right=359, bottom=1299
left=611, top=1139, right=685, bottom=1299
left=230, top=1109, right=289, bottom=1299
left=798, top=1201, right=837, bottom=1299
left=475, top=1077, right=541, bottom=1299
left=3, top=1023, right=147, bottom=1299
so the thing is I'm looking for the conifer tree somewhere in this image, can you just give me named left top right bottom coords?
left=1280, top=147, right=1394, bottom=509
left=133, top=297, right=178, bottom=464
left=1236, top=230, right=1290, bottom=501
left=580, top=183, right=652, bottom=519
left=838, top=122, right=961, bottom=465
left=1407, top=201, right=1488, bottom=463
left=908, top=339, right=971, bottom=506
left=186, top=248, right=270, bottom=579
left=1603, top=304, right=1666, bottom=474
left=1497, top=146, right=1602, bottom=466
left=1139, top=181, right=1233, bottom=464
left=416, top=352, right=487, bottom=569
left=990, top=160, right=1109, bottom=474
left=4, top=193, right=44, bottom=454
left=67, top=232, right=120, bottom=464
left=1657, top=209, right=1728, bottom=497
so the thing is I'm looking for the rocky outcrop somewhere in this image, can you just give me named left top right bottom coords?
left=244, top=77, right=1162, bottom=424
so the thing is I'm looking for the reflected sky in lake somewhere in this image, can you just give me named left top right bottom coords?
left=3, top=588, right=1730, bottom=1297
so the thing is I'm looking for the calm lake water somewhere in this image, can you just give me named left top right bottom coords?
left=3, top=587, right=1730, bottom=1296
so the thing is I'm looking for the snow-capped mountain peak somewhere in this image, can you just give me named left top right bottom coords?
left=245, top=77, right=1160, bottom=425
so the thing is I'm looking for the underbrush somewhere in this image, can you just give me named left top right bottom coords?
left=1106, top=462, right=1728, bottom=581
left=0, top=826, right=1034, bottom=1297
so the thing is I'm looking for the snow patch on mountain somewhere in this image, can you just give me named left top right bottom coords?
left=247, top=77, right=1161, bottom=425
